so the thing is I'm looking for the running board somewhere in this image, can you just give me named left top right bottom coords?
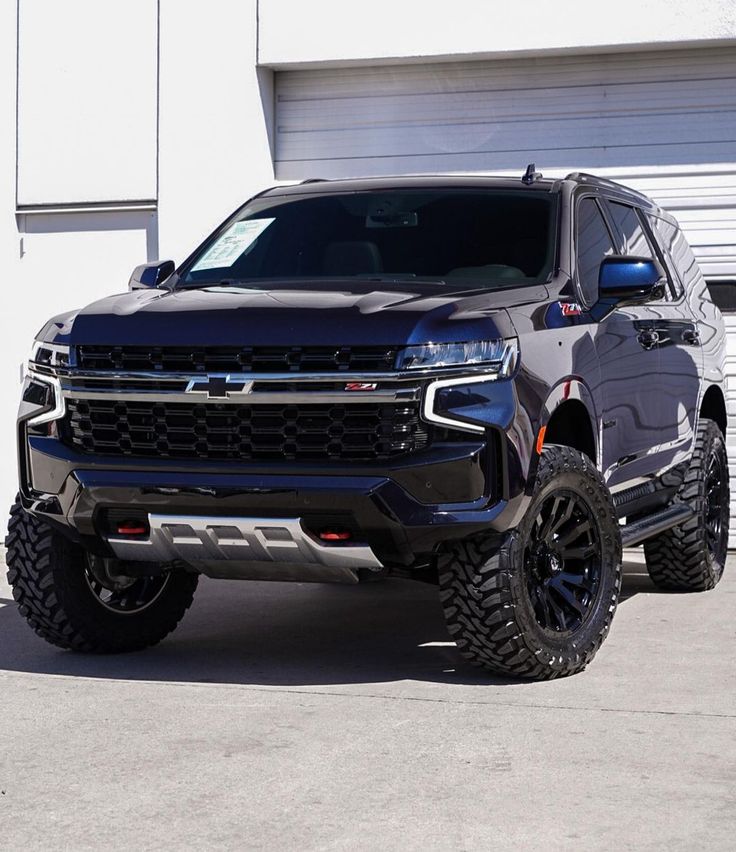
left=620, top=503, right=694, bottom=548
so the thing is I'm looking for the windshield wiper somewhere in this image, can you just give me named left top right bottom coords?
left=353, top=274, right=450, bottom=285
left=176, top=278, right=254, bottom=290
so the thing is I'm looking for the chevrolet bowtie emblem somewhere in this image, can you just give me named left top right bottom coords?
left=185, top=375, right=254, bottom=399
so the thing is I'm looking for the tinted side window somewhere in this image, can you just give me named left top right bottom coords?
left=607, top=202, right=654, bottom=259
left=576, top=198, right=616, bottom=305
left=646, top=215, right=686, bottom=297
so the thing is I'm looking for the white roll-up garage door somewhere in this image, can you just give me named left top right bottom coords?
left=275, top=46, right=736, bottom=545
left=275, top=47, right=736, bottom=278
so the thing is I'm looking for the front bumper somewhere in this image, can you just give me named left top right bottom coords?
left=18, top=361, right=531, bottom=568
left=20, top=431, right=526, bottom=567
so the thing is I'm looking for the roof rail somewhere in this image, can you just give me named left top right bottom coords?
left=565, top=171, right=651, bottom=203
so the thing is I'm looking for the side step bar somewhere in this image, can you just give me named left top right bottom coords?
left=620, top=503, right=694, bottom=548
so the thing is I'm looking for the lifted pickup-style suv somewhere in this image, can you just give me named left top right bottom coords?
left=7, top=169, right=729, bottom=679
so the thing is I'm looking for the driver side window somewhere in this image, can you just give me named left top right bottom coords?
left=576, top=198, right=616, bottom=306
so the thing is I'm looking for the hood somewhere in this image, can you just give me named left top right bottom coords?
left=39, top=279, right=548, bottom=347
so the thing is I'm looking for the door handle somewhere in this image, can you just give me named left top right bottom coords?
left=682, top=329, right=700, bottom=346
left=636, top=329, right=659, bottom=350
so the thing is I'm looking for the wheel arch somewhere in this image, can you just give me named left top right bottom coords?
left=699, top=383, right=727, bottom=436
left=541, top=380, right=598, bottom=466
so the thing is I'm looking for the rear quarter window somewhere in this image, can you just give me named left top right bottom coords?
left=646, top=215, right=694, bottom=299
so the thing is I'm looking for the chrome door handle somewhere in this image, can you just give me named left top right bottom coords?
left=636, top=329, right=659, bottom=350
left=682, top=329, right=700, bottom=346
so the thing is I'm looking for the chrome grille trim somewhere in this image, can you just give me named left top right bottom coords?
left=36, top=363, right=501, bottom=383
left=60, top=384, right=421, bottom=405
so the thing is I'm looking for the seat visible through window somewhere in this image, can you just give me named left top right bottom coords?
left=323, top=241, right=383, bottom=276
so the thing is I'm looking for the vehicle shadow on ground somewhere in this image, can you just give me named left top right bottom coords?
left=0, top=560, right=658, bottom=688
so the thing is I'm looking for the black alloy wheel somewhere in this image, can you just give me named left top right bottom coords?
left=84, top=566, right=171, bottom=615
left=524, top=490, right=603, bottom=635
left=704, top=446, right=728, bottom=561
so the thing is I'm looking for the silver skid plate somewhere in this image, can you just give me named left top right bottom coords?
left=106, top=514, right=383, bottom=583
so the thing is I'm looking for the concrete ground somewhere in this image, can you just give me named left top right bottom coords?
left=0, top=549, right=734, bottom=852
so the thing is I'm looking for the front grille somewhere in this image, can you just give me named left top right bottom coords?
left=76, top=345, right=399, bottom=373
left=62, top=399, right=429, bottom=461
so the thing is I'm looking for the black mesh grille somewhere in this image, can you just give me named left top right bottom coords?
left=62, top=399, right=429, bottom=461
left=76, top=345, right=398, bottom=373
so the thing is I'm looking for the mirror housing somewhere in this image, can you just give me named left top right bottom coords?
left=129, top=260, right=176, bottom=291
left=598, top=256, right=665, bottom=304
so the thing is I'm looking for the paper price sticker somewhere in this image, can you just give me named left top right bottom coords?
left=190, top=218, right=275, bottom=272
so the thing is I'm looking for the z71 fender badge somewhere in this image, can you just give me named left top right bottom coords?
left=559, top=302, right=582, bottom=317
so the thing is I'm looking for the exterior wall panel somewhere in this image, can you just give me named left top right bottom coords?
left=16, top=0, right=158, bottom=207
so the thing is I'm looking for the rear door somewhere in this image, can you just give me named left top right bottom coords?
left=640, top=211, right=704, bottom=468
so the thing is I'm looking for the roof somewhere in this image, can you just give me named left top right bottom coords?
left=261, top=174, right=560, bottom=196
left=258, top=171, right=666, bottom=216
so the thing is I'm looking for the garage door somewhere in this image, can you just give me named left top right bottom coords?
left=274, top=46, right=736, bottom=279
left=276, top=46, right=736, bottom=545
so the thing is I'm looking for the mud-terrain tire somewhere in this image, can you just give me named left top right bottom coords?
left=644, top=419, right=728, bottom=592
left=439, top=445, right=622, bottom=680
left=5, top=496, right=198, bottom=652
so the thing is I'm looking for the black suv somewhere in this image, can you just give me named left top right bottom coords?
left=7, top=170, right=729, bottom=679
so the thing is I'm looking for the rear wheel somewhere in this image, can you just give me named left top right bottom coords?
left=644, top=419, right=728, bottom=591
left=5, top=496, right=198, bottom=652
left=439, top=445, right=622, bottom=680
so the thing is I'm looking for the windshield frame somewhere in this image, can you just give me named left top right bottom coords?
left=174, top=187, right=561, bottom=291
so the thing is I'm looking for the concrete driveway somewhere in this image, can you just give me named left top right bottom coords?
left=0, top=548, right=734, bottom=851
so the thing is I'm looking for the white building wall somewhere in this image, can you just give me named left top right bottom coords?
left=259, top=0, right=736, bottom=66
left=157, top=0, right=274, bottom=264
left=0, top=0, right=273, bottom=513
left=17, top=0, right=158, bottom=206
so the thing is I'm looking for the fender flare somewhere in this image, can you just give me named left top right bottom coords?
left=526, top=378, right=600, bottom=488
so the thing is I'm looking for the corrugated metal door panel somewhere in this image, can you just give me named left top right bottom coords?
left=618, top=173, right=736, bottom=278
left=276, top=47, right=736, bottom=99
left=274, top=48, right=736, bottom=279
left=277, top=116, right=736, bottom=163
left=723, top=316, right=736, bottom=548
left=275, top=47, right=736, bottom=176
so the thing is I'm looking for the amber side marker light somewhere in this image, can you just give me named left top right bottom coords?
left=536, top=425, right=547, bottom=455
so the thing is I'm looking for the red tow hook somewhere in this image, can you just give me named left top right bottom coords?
left=318, top=530, right=352, bottom=542
left=116, top=521, right=148, bottom=536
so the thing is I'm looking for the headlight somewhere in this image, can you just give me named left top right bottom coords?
left=395, top=338, right=518, bottom=376
left=23, top=373, right=65, bottom=427
left=30, top=341, right=70, bottom=369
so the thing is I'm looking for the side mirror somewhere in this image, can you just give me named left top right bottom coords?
left=129, top=260, right=176, bottom=290
left=598, top=256, right=665, bottom=304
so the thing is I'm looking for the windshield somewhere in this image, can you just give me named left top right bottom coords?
left=180, top=189, right=557, bottom=288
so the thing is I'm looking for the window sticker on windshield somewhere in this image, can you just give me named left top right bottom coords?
left=190, top=218, right=275, bottom=271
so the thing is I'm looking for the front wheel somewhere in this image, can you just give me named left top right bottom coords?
left=5, top=497, right=198, bottom=652
left=439, top=445, right=622, bottom=680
